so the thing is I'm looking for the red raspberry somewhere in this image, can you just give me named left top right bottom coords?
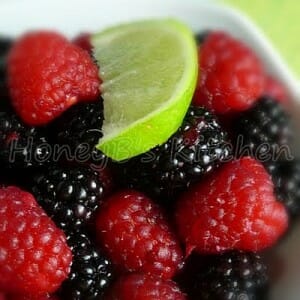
left=7, top=31, right=100, bottom=125
left=193, top=32, right=265, bottom=114
left=105, top=273, right=186, bottom=300
left=175, top=157, right=288, bottom=254
left=8, top=295, right=58, bottom=300
left=0, top=186, right=72, bottom=296
left=72, top=33, right=92, bottom=53
left=264, top=76, right=288, bottom=103
left=0, top=292, right=6, bottom=300
left=95, top=190, right=183, bottom=279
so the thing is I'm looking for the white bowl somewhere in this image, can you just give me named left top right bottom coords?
left=1, top=1, right=299, bottom=299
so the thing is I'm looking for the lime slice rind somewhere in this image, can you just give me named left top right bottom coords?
left=92, top=19, right=198, bottom=161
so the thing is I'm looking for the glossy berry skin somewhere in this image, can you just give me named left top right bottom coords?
left=7, top=31, right=100, bottom=125
left=235, top=97, right=292, bottom=156
left=105, top=273, right=186, bottom=300
left=175, top=157, right=288, bottom=254
left=266, top=160, right=300, bottom=217
left=0, top=186, right=72, bottom=296
left=50, top=99, right=106, bottom=165
left=32, top=166, right=106, bottom=230
left=114, top=106, right=231, bottom=201
left=0, top=110, right=50, bottom=168
left=191, top=251, right=268, bottom=300
left=96, top=190, right=183, bottom=279
left=193, top=31, right=265, bottom=114
left=59, top=231, right=114, bottom=300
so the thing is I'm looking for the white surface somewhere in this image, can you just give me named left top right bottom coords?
left=1, top=0, right=299, bottom=299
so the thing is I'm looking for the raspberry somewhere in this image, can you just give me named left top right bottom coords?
left=7, top=31, right=100, bottom=125
left=264, top=76, right=288, bottom=103
left=189, top=251, right=268, bottom=300
left=234, top=96, right=292, bottom=157
left=8, top=295, right=58, bottom=300
left=193, top=31, right=265, bottom=114
left=114, top=106, right=231, bottom=201
left=0, top=186, right=72, bottom=296
left=72, top=33, right=92, bottom=53
left=105, top=273, right=186, bottom=300
left=96, top=190, right=183, bottom=279
left=59, top=231, right=114, bottom=300
left=175, top=157, right=288, bottom=254
left=266, top=159, right=300, bottom=217
left=0, top=110, right=50, bottom=168
left=32, top=166, right=106, bottom=230
left=0, top=292, right=6, bottom=300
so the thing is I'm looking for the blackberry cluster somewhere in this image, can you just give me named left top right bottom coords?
left=32, top=166, right=105, bottom=230
left=114, top=106, right=231, bottom=201
left=190, top=251, right=269, bottom=300
left=59, top=231, right=114, bottom=300
left=0, top=110, right=50, bottom=168
left=50, top=99, right=106, bottom=165
left=266, top=159, right=300, bottom=217
left=235, top=96, right=292, bottom=157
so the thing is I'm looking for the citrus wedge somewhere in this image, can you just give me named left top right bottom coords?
left=92, top=19, right=198, bottom=160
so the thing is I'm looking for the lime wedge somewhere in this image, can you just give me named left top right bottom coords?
left=92, top=19, right=198, bottom=161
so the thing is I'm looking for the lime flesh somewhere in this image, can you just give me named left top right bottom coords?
left=92, top=19, right=198, bottom=161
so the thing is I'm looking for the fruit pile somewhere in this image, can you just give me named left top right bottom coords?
left=0, top=19, right=298, bottom=300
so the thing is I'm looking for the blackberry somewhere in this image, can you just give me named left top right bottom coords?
left=195, top=30, right=210, bottom=45
left=50, top=99, right=106, bottom=166
left=265, top=159, right=300, bottom=217
left=235, top=96, right=293, bottom=158
left=190, top=251, right=269, bottom=300
left=32, top=166, right=106, bottom=230
left=59, top=231, right=114, bottom=300
left=0, top=110, right=50, bottom=168
left=114, top=106, right=231, bottom=201
left=0, top=37, right=13, bottom=99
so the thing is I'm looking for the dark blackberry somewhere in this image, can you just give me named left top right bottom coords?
left=114, top=106, right=231, bottom=201
left=59, top=231, right=114, bottom=300
left=0, top=37, right=12, bottom=56
left=0, top=110, right=50, bottom=168
left=265, top=159, right=300, bottom=217
left=0, top=37, right=13, bottom=99
left=32, top=166, right=106, bottom=230
left=195, top=30, right=210, bottom=45
left=50, top=98, right=106, bottom=166
left=235, top=96, right=293, bottom=158
left=190, top=251, right=269, bottom=300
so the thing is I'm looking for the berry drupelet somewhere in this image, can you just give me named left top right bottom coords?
left=190, top=251, right=269, bottom=300
left=32, top=166, right=106, bottom=230
left=235, top=96, right=293, bottom=157
left=50, top=99, right=106, bottom=166
left=193, top=31, right=265, bottom=114
left=266, top=159, right=300, bottom=217
left=59, top=231, right=114, bottom=300
left=114, top=106, right=231, bottom=201
left=0, top=109, right=50, bottom=168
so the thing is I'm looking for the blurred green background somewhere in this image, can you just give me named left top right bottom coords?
left=222, top=0, right=300, bottom=77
